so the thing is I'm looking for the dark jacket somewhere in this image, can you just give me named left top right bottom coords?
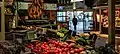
left=72, top=16, right=77, bottom=26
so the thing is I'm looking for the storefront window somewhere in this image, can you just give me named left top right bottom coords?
left=84, top=12, right=93, bottom=30
left=57, top=12, right=66, bottom=22
left=68, top=11, right=84, bottom=33
left=68, top=11, right=93, bottom=33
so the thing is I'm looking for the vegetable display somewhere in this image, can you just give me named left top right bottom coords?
left=26, top=39, right=85, bottom=54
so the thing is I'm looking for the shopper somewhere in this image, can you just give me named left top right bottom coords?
left=72, top=15, right=77, bottom=31
left=72, top=15, right=77, bottom=36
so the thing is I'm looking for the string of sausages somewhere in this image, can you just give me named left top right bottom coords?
left=28, top=0, right=43, bottom=19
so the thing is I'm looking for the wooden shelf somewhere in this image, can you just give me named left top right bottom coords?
left=16, top=0, right=32, bottom=2
left=5, top=14, right=15, bottom=16
left=25, top=20, right=48, bottom=22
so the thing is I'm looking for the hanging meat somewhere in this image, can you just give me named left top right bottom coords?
left=28, top=0, right=43, bottom=19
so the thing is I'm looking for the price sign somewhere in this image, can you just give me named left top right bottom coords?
left=44, top=3, right=57, bottom=10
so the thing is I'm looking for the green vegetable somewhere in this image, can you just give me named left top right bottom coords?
left=62, top=35, right=68, bottom=42
left=76, top=36, right=91, bottom=46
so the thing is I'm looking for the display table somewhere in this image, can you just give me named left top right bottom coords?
left=99, top=34, right=108, bottom=38
left=90, top=31, right=100, bottom=35
left=98, top=34, right=120, bottom=45
left=12, top=30, right=28, bottom=33
left=5, top=30, right=28, bottom=43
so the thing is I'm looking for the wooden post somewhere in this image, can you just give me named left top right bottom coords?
left=16, top=0, right=18, bottom=27
left=73, top=0, right=76, bottom=10
left=99, top=9, right=102, bottom=33
left=108, top=0, right=115, bottom=48
left=0, top=0, right=5, bottom=40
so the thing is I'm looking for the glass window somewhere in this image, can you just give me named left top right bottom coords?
left=57, top=12, right=66, bottom=22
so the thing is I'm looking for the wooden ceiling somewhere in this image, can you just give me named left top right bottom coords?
left=96, top=0, right=120, bottom=6
left=17, top=0, right=120, bottom=7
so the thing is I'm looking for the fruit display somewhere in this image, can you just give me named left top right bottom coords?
left=0, top=41, right=13, bottom=54
left=26, top=39, right=85, bottom=54
left=5, top=28, right=118, bottom=54
left=5, top=8, right=13, bottom=15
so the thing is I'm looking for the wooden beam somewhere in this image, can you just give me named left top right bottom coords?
left=0, top=0, right=5, bottom=40
left=108, top=0, right=115, bottom=47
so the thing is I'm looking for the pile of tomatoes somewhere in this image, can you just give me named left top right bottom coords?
left=26, top=39, right=85, bottom=54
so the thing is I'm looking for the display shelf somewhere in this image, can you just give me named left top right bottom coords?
left=5, top=14, right=14, bottom=16
left=25, top=20, right=48, bottom=22
left=16, top=0, right=32, bottom=2
left=4, top=1, right=13, bottom=6
left=47, top=29, right=57, bottom=33
left=88, top=20, right=93, bottom=22
left=39, top=24, right=56, bottom=27
left=5, top=5, right=13, bottom=8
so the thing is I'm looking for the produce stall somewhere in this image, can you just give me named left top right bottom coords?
left=1, top=0, right=119, bottom=54
left=4, top=27, right=117, bottom=54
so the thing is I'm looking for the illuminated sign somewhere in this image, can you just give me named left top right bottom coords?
left=71, top=0, right=83, bottom=2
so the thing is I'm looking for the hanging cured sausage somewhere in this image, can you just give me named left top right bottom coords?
left=28, top=0, right=43, bottom=19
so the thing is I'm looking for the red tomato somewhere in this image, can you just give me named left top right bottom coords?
left=70, top=50, right=74, bottom=54
left=55, top=42, right=59, bottom=45
left=32, top=49, right=38, bottom=53
left=64, top=48, right=69, bottom=51
left=79, top=48, right=84, bottom=51
left=47, top=50, right=50, bottom=52
left=54, top=50, right=59, bottom=53
left=58, top=49, right=62, bottom=52
left=62, top=52, right=67, bottom=54
left=43, top=52, right=48, bottom=54
left=70, top=48, right=74, bottom=50
left=61, top=48, right=64, bottom=51
left=68, top=45, right=72, bottom=48
left=63, top=45, right=67, bottom=48
left=74, top=49, right=80, bottom=53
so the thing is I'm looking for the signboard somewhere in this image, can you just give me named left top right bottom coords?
left=71, top=0, right=83, bottom=2
left=44, top=3, right=57, bottom=10
left=24, top=0, right=33, bottom=1
left=102, top=9, right=120, bottom=27
left=57, top=6, right=64, bottom=10
left=18, top=2, right=32, bottom=9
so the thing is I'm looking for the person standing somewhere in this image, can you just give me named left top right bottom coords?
left=72, top=15, right=77, bottom=36
left=72, top=15, right=77, bottom=31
